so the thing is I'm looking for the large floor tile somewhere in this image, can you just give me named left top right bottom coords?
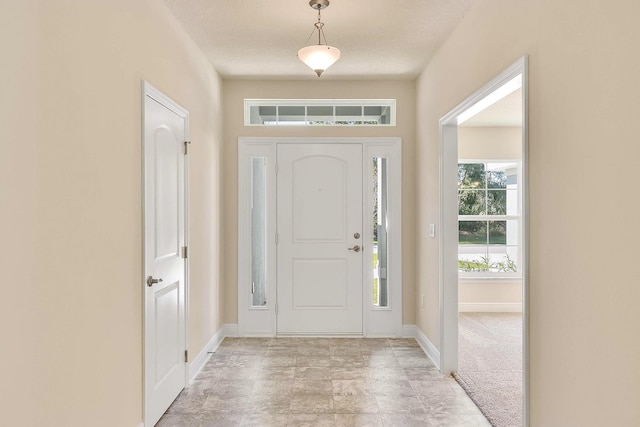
left=156, top=338, right=491, bottom=427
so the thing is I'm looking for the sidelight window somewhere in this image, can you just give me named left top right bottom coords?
left=251, top=157, right=267, bottom=306
left=372, top=157, right=388, bottom=307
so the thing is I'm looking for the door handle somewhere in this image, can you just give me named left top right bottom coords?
left=348, top=245, right=361, bottom=253
left=147, top=276, right=163, bottom=287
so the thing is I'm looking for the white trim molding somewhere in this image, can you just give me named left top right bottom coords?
left=187, top=324, right=240, bottom=385
left=402, top=324, right=440, bottom=369
left=439, top=56, right=530, bottom=426
left=188, top=326, right=226, bottom=383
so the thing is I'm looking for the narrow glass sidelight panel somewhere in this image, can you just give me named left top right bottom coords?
left=373, top=157, right=389, bottom=307
left=251, top=157, right=267, bottom=307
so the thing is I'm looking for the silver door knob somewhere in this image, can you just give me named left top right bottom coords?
left=348, top=245, right=361, bottom=253
left=147, top=276, right=163, bottom=287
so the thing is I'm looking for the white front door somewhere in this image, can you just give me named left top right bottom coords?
left=277, top=143, right=363, bottom=335
left=143, top=85, right=187, bottom=427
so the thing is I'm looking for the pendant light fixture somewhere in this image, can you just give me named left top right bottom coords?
left=297, top=0, right=340, bottom=77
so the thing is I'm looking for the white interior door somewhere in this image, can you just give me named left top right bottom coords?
left=143, top=85, right=187, bottom=427
left=277, top=143, right=363, bottom=335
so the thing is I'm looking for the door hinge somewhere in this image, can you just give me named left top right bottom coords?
left=184, top=140, right=191, bottom=155
left=275, top=162, right=278, bottom=175
left=181, top=246, right=188, bottom=259
left=275, top=303, right=278, bottom=315
left=184, top=350, right=189, bottom=363
left=275, top=233, right=278, bottom=245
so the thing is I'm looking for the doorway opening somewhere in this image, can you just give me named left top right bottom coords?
left=237, top=137, right=402, bottom=337
left=439, top=58, right=529, bottom=426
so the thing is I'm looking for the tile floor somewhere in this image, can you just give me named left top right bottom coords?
left=157, top=338, right=490, bottom=427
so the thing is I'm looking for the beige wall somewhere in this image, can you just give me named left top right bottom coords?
left=0, top=1, right=223, bottom=426
left=459, top=126, right=522, bottom=159
left=416, top=0, right=640, bottom=425
left=222, top=80, right=416, bottom=325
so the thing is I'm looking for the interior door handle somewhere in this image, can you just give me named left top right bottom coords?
left=147, top=276, right=163, bottom=287
left=348, top=245, right=361, bottom=253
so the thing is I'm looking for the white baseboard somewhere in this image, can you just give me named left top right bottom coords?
left=188, top=325, right=227, bottom=383
left=137, top=422, right=144, bottom=427
left=188, top=323, right=241, bottom=383
left=414, top=326, right=440, bottom=369
left=402, top=324, right=440, bottom=369
left=459, top=303, right=522, bottom=313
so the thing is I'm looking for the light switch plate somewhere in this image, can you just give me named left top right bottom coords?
left=429, top=224, right=436, bottom=238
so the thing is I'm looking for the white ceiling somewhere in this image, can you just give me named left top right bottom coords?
left=161, top=0, right=476, bottom=79
left=461, top=88, right=523, bottom=127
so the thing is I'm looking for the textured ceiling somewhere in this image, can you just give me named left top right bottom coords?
left=161, top=0, right=476, bottom=79
left=461, top=88, right=523, bottom=127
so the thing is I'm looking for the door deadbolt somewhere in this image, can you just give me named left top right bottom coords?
left=353, top=232, right=361, bottom=239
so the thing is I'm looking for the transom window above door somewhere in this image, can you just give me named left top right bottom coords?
left=244, top=99, right=396, bottom=126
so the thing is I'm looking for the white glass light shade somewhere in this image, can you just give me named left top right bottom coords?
left=297, top=45, right=341, bottom=77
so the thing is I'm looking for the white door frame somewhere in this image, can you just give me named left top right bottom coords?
left=438, top=57, right=529, bottom=425
left=237, top=137, right=402, bottom=337
left=142, top=81, right=190, bottom=426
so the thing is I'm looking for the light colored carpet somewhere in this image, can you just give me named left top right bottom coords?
left=454, top=312, right=523, bottom=427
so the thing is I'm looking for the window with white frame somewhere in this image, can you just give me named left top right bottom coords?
left=244, top=99, right=396, bottom=126
left=458, top=162, right=521, bottom=277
